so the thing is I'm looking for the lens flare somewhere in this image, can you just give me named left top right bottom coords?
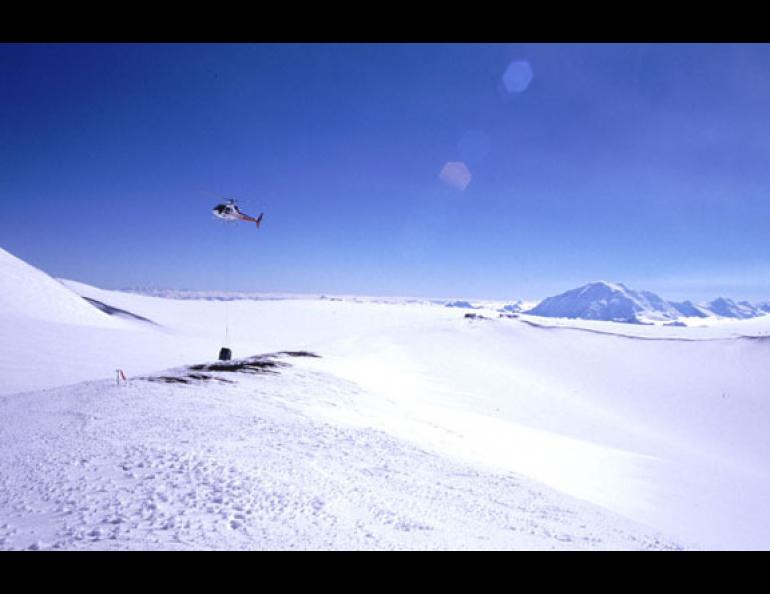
left=502, top=60, right=534, bottom=94
left=439, top=161, right=471, bottom=191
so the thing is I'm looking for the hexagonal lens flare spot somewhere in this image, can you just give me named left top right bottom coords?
left=502, top=60, right=534, bottom=94
left=439, top=161, right=471, bottom=191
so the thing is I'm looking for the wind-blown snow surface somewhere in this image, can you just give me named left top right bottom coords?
left=2, top=249, right=770, bottom=549
left=0, top=360, right=678, bottom=551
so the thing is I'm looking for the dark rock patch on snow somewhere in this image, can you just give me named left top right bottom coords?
left=464, top=313, right=489, bottom=320
left=82, top=297, right=158, bottom=325
left=139, top=352, right=321, bottom=385
left=189, top=356, right=288, bottom=375
left=143, top=374, right=237, bottom=385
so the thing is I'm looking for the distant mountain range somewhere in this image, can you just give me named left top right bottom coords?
left=524, top=281, right=770, bottom=324
left=445, top=300, right=480, bottom=309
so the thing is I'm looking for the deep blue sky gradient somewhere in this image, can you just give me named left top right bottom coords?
left=2, top=43, right=770, bottom=301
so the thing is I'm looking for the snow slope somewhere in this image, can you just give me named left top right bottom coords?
left=3, top=248, right=770, bottom=549
left=0, top=358, right=679, bottom=551
left=295, top=312, right=770, bottom=549
left=0, top=248, right=115, bottom=327
left=703, top=297, right=763, bottom=320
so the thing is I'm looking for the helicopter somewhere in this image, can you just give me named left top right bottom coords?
left=212, top=199, right=264, bottom=228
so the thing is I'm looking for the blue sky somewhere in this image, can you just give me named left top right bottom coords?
left=2, top=43, right=770, bottom=301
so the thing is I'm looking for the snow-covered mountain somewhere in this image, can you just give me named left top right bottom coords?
left=499, top=301, right=525, bottom=314
left=700, top=297, right=762, bottom=320
left=527, top=281, right=769, bottom=323
left=672, top=298, right=766, bottom=320
left=445, top=300, right=479, bottom=309
left=525, top=281, right=681, bottom=324
left=669, top=300, right=710, bottom=318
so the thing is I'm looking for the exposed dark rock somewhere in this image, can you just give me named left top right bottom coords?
left=82, top=297, right=158, bottom=325
left=138, top=351, right=321, bottom=385
left=464, top=313, right=489, bottom=320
